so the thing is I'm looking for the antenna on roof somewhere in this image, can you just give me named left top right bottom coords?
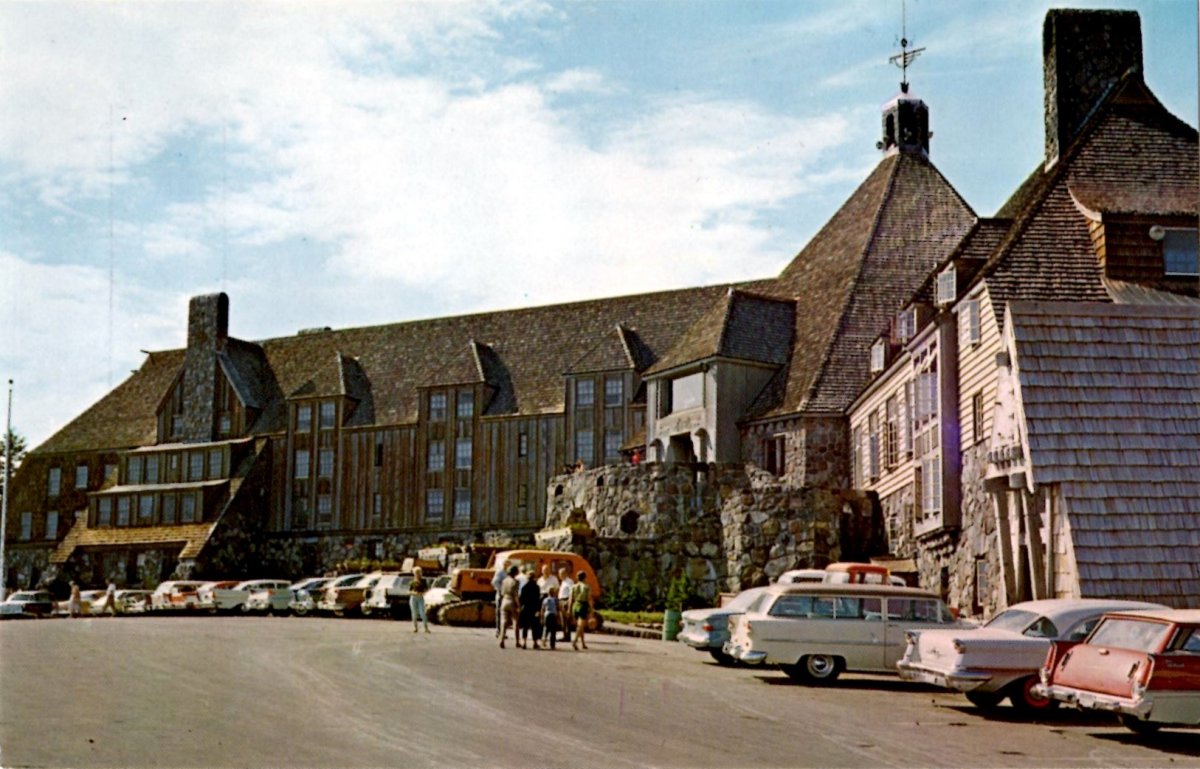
left=888, top=0, right=925, bottom=93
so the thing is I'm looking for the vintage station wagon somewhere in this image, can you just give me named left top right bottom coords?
left=1038, top=608, right=1200, bottom=734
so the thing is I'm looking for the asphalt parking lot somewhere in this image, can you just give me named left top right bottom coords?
left=2, top=615, right=1200, bottom=768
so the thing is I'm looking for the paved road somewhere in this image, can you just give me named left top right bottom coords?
left=2, top=615, right=1200, bottom=768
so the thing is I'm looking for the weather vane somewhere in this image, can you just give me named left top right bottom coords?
left=888, top=0, right=925, bottom=93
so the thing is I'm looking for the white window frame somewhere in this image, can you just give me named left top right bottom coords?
left=575, top=379, right=595, bottom=407
left=935, top=269, right=956, bottom=306
left=959, top=299, right=981, bottom=347
left=427, top=441, right=445, bottom=472
left=870, top=340, right=886, bottom=374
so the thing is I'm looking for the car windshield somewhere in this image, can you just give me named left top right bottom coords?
left=1088, top=617, right=1173, bottom=652
left=432, top=576, right=451, bottom=588
left=722, top=589, right=762, bottom=612
left=9, top=592, right=35, bottom=601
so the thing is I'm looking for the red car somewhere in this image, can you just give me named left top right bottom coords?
left=1038, top=608, right=1200, bottom=734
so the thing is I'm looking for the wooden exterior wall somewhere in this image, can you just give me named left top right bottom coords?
left=956, top=287, right=1004, bottom=452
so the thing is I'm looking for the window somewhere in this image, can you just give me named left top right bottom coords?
left=319, top=401, right=336, bottom=429
left=884, top=396, right=900, bottom=469
left=518, top=432, right=528, bottom=457
left=97, top=498, right=112, bottom=526
left=517, top=483, right=528, bottom=508
left=138, top=495, right=155, bottom=524
left=208, top=450, right=223, bottom=479
left=921, top=455, right=942, bottom=516
left=868, top=411, right=881, bottom=482
left=895, top=308, right=916, bottom=343
left=189, top=452, right=204, bottom=482
left=454, top=488, right=471, bottom=519
left=870, top=340, right=886, bottom=374
left=605, top=377, right=623, bottom=406
left=180, top=494, right=196, bottom=523
left=75, top=464, right=89, bottom=489
left=161, top=495, right=176, bottom=525
left=296, top=404, right=312, bottom=432
left=604, top=431, right=623, bottom=461
left=117, top=497, right=131, bottom=526
left=426, top=489, right=445, bottom=520
left=936, top=268, right=956, bottom=305
left=427, top=441, right=445, bottom=472
left=669, top=373, right=703, bottom=412
left=575, top=379, right=594, bottom=408
left=45, top=510, right=58, bottom=539
left=455, top=439, right=472, bottom=469
left=960, top=299, right=981, bottom=346
left=318, top=449, right=335, bottom=478
left=104, top=463, right=118, bottom=482
left=294, top=451, right=310, bottom=479
left=456, top=390, right=474, bottom=419
left=317, top=495, right=332, bottom=526
left=1163, top=229, right=1199, bottom=276
left=47, top=467, right=63, bottom=496
left=765, top=435, right=786, bottom=477
left=20, top=512, right=31, bottom=540
left=851, top=426, right=864, bottom=488
left=145, top=455, right=159, bottom=484
left=428, top=392, right=447, bottom=422
left=127, top=457, right=143, bottom=485
left=972, top=391, right=985, bottom=446
left=575, top=430, right=594, bottom=465
left=218, top=413, right=232, bottom=436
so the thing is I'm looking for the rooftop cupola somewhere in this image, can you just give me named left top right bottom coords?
left=878, top=14, right=930, bottom=157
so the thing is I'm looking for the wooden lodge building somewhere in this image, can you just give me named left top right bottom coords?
left=5, top=8, right=1199, bottom=613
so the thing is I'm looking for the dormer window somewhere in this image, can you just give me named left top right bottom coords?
left=870, top=339, right=887, bottom=374
left=428, top=392, right=447, bottom=422
left=1163, top=228, right=1199, bottom=276
left=959, top=299, right=981, bottom=347
left=895, top=308, right=916, bottom=343
left=936, top=269, right=956, bottom=306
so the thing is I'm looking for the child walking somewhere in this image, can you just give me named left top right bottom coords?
left=540, top=589, right=559, bottom=650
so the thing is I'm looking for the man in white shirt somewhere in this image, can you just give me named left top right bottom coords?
left=537, top=564, right=559, bottom=598
left=556, top=568, right=575, bottom=643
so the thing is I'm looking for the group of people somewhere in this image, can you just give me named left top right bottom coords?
left=65, top=581, right=118, bottom=617
left=495, top=563, right=591, bottom=651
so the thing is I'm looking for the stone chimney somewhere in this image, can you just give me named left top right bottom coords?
left=180, top=293, right=229, bottom=442
left=1043, top=9, right=1142, bottom=168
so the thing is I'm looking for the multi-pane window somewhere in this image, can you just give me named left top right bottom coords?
left=851, top=426, right=865, bottom=488
left=218, top=413, right=232, bottom=436
left=127, top=457, right=143, bottom=485
left=456, top=390, right=474, bottom=419
left=319, top=401, right=336, bottom=429
left=604, top=377, right=623, bottom=406
left=455, top=439, right=472, bottom=469
left=296, top=404, right=313, bottom=432
left=867, top=411, right=881, bottom=482
left=117, top=497, right=131, bottom=526
left=294, top=451, right=310, bottom=479
left=936, top=268, right=956, bottom=305
left=884, top=396, right=900, bottom=469
left=429, top=393, right=447, bottom=422
left=189, top=452, right=204, bottom=482
left=318, top=449, right=335, bottom=478
left=20, top=512, right=31, bottom=540
left=574, top=430, right=594, bottom=466
left=138, top=496, right=155, bottom=523
left=972, top=391, right=986, bottom=446
left=895, top=308, right=916, bottom=343
left=518, top=432, right=528, bottom=457
left=870, top=340, right=886, bottom=374
left=960, top=299, right=981, bottom=346
left=145, top=455, right=159, bottom=484
left=45, top=510, right=58, bottom=539
left=208, top=450, right=223, bottom=479
left=317, top=495, right=332, bottom=526
left=604, top=431, right=623, bottom=461
left=1163, top=229, right=1199, bottom=276
left=97, top=498, right=113, bottom=526
left=921, top=456, right=942, bottom=516
left=427, top=441, right=445, bottom=472
left=46, top=467, right=61, bottom=496
left=161, top=495, right=176, bottom=524
left=454, top=488, right=471, bottom=519
left=75, top=464, right=89, bottom=489
left=576, top=379, right=595, bottom=407
left=429, top=487, right=446, bottom=518
left=181, top=494, right=196, bottom=523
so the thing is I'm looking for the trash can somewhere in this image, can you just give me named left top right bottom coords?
left=662, top=609, right=682, bottom=641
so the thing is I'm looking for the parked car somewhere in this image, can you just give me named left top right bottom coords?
left=823, top=562, right=907, bottom=587
left=304, top=573, right=365, bottom=616
left=319, top=573, right=383, bottom=616
left=0, top=590, right=55, bottom=618
left=287, top=577, right=334, bottom=616
left=198, top=579, right=291, bottom=613
left=149, top=581, right=206, bottom=611
left=361, top=573, right=415, bottom=618
left=725, top=582, right=961, bottom=684
left=55, top=589, right=107, bottom=616
left=679, top=587, right=769, bottom=664
left=1037, top=608, right=1200, bottom=733
left=113, top=589, right=154, bottom=614
left=193, top=581, right=240, bottom=612
left=776, top=569, right=826, bottom=585
left=243, top=581, right=300, bottom=614
left=424, top=575, right=456, bottom=610
left=897, top=598, right=1166, bottom=712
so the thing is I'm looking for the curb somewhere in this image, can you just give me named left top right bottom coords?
left=597, top=621, right=664, bottom=640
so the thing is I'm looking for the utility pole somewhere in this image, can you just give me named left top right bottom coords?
left=1, top=379, right=12, bottom=601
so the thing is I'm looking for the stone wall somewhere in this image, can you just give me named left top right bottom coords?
left=741, top=415, right=849, bottom=489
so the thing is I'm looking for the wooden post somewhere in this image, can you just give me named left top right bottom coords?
left=991, top=490, right=1016, bottom=607
left=1022, top=490, right=1047, bottom=600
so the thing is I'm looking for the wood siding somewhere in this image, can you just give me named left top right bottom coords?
left=956, top=287, right=1004, bottom=455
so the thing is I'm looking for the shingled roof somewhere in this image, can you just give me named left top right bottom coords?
left=33, top=285, right=736, bottom=454
left=646, top=287, right=795, bottom=375
left=749, top=151, right=976, bottom=418
left=1006, top=302, right=1200, bottom=607
left=973, top=73, right=1199, bottom=325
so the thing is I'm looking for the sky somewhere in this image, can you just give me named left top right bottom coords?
left=1, top=0, right=1196, bottom=450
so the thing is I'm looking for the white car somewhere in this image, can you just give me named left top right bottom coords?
left=318, top=573, right=381, bottom=616
left=149, top=580, right=206, bottom=611
left=361, top=573, right=415, bottom=618
left=424, top=575, right=456, bottom=610
left=897, top=598, right=1167, bottom=712
left=287, top=577, right=333, bottom=616
left=198, top=579, right=291, bottom=613
left=243, top=581, right=300, bottom=614
left=775, top=569, right=826, bottom=584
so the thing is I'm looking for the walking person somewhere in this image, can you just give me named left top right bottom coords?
left=519, top=568, right=542, bottom=649
left=497, top=565, right=520, bottom=649
left=557, top=568, right=575, bottom=643
left=409, top=566, right=430, bottom=633
left=104, top=581, right=118, bottom=617
left=492, top=560, right=508, bottom=637
left=540, top=589, right=559, bottom=650
left=67, top=582, right=82, bottom=618
left=570, top=572, right=591, bottom=651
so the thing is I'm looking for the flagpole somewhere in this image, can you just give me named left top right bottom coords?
left=1, top=379, right=12, bottom=601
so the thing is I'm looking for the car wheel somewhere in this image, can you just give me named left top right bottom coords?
left=292, top=605, right=308, bottom=617
left=1007, top=676, right=1059, bottom=714
left=964, top=689, right=1005, bottom=709
left=1120, top=715, right=1163, bottom=735
left=709, top=649, right=736, bottom=666
left=361, top=604, right=373, bottom=618
left=784, top=655, right=842, bottom=684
